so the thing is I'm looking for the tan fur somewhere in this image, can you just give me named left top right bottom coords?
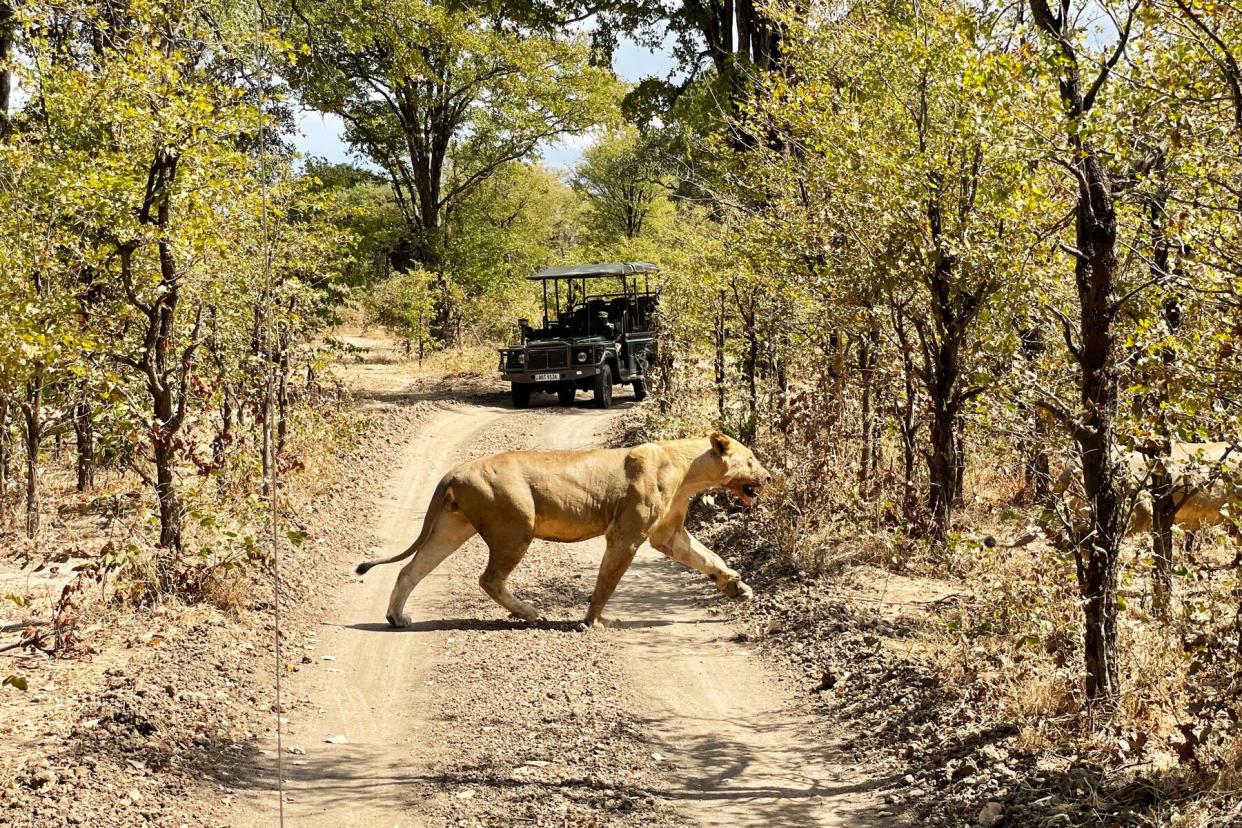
left=1121, top=443, right=1237, bottom=535
left=990, top=442, right=1239, bottom=548
left=356, top=431, right=771, bottom=628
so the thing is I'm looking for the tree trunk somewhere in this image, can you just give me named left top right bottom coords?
left=417, top=301, right=426, bottom=366
left=0, top=395, right=8, bottom=526
left=858, top=320, right=879, bottom=491
left=20, top=369, right=42, bottom=538
left=23, top=416, right=37, bottom=538
left=277, top=348, right=289, bottom=456
left=715, top=290, right=727, bottom=420
left=928, top=398, right=956, bottom=532
left=1072, top=154, right=1124, bottom=704
left=152, top=435, right=182, bottom=551
left=1150, top=463, right=1176, bottom=617
left=776, top=325, right=789, bottom=406
left=1019, top=325, right=1051, bottom=504
left=74, top=401, right=95, bottom=492
left=1149, top=198, right=1179, bottom=618
left=0, top=0, right=13, bottom=138
left=259, top=391, right=271, bottom=496
left=1030, top=0, right=1128, bottom=708
left=127, top=146, right=192, bottom=553
left=924, top=307, right=964, bottom=536
left=149, top=312, right=186, bottom=551
left=744, top=328, right=758, bottom=441
left=1026, top=413, right=1052, bottom=503
left=870, top=371, right=884, bottom=481
left=918, top=179, right=987, bottom=538
left=730, top=283, right=759, bottom=442
left=901, top=392, right=918, bottom=520
left=952, top=413, right=967, bottom=507
left=893, top=310, right=921, bottom=522
left=214, top=385, right=233, bottom=468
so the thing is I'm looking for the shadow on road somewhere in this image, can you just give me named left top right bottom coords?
left=204, top=739, right=901, bottom=827
left=341, top=616, right=675, bottom=633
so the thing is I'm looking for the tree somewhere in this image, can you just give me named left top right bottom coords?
left=303, top=159, right=407, bottom=290
left=615, top=0, right=789, bottom=126
left=287, top=0, right=618, bottom=331
left=367, top=269, right=440, bottom=360
left=1026, top=0, right=1142, bottom=704
left=742, top=0, right=1042, bottom=534
left=442, top=162, right=575, bottom=339
left=13, top=0, right=275, bottom=553
left=573, top=126, right=670, bottom=245
left=0, top=58, right=93, bottom=538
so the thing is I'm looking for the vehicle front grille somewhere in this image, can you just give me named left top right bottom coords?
left=526, top=348, right=568, bottom=370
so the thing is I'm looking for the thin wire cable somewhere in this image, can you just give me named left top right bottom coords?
left=254, top=7, right=286, bottom=825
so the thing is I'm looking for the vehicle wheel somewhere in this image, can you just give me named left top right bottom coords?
left=592, top=364, right=613, bottom=409
left=631, top=376, right=648, bottom=402
left=511, top=383, right=531, bottom=409
left=557, top=385, right=576, bottom=406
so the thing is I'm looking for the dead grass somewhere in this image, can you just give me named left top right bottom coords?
left=331, top=324, right=500, bottom=379
left=936, top=485, right=1241, bottom=823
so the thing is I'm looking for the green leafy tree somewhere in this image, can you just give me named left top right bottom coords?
left=573, top=126, right=670, bottom=246
left=366, top=269, right=440, bottom=360
left=9, top=0, right=303, bottom=556
left=286, top=0, right=619, bottom=333
left=1026, top=0, right=1152, bottom=704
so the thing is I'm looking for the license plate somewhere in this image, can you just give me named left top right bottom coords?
left=534, top=372, right=560, bottom=382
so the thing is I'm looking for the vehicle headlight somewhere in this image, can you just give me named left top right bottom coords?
left=517, top=352, right=525, bottom=364
left=576, top=351, right=587, bottom=363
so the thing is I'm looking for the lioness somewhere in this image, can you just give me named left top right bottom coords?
left=355, top=431, right=770, bottom=628
left=988, top=442, right=1239, bottom=548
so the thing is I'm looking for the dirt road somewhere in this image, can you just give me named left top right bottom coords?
left=227, top=353, right=895, bottom=827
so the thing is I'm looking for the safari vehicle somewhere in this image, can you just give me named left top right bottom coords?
left=499, top=262, right=659, bottom=409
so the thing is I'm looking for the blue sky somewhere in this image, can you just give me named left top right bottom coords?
left=293, top=36, right=677, bottom=171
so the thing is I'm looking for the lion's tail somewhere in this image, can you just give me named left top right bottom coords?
left=355, top=477, right=453, bottom=575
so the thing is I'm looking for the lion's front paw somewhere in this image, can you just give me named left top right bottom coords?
left=386, top=612, right=413, bottom=628
left=722, top=578, right=753, bottom=602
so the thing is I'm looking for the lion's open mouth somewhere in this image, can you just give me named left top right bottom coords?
left=727, top=481, right=763, bottom=507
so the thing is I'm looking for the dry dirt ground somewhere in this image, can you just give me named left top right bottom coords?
left=0, top=335, right=904, bottom=827
left=212, top=335, right=900, bottom=827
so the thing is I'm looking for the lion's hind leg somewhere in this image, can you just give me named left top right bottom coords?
left=386, top=510, right=476, bottom=627
left=478, top=538, right=541, bottom=622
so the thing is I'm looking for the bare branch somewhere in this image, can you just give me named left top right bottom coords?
left=1083, top=3, right=1138, bottom=113
left=1047, top=304, right=1082, bottom=361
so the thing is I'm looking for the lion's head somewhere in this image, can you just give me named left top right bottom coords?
left=707, top=431, right=771, bottom=508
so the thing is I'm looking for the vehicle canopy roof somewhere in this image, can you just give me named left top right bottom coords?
left=526, top=262, right=659, bottom=281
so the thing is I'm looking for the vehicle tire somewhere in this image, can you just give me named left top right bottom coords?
left=557, top=385, right=576, bottom=406
left=631, top=376, right=648, bottom=402
left=511, top=383, right=531, bottom=409
left=592, top=364, right=613, bottom=409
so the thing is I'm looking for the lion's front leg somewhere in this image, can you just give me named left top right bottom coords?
left=653, top=529, right=752, bottom=602
left=584, top=537, right=642, bottom=628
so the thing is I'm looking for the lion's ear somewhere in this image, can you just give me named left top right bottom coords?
left=709, top=431, right=731, bottom=456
